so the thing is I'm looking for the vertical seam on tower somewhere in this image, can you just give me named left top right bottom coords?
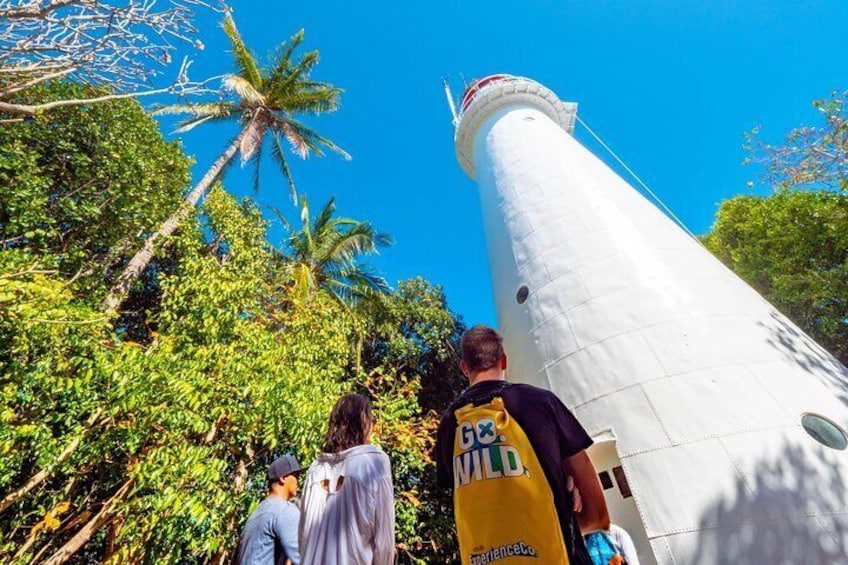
left=639, top=383, right=676, bottom=445
left=612, top=448, right=660, bottom=562
left=746, top=364, right=797, bottom=421
left=717, top=436, right=757, bottom=502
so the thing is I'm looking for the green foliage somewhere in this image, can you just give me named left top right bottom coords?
left=0, top=249, right=108, bottom=495
left=703, top=190, right=848, bottom=364
left=360, top=278, right=465, bottom=413
left=0, top=189, right=352, bottom=563
left=1, top=182, right=465, bottom=563
left=0, top=248, right=112, bottom=562
left=0, top=82, right=191, bottom=301
left=109, top=189, right=353, bottom=562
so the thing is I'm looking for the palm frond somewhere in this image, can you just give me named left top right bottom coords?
left=267, top=29, right=306, bottom=86
left=372, top=231, right=394, bottom=249
left=312, top=197, right=337, bottom=237
left=174, top=114, right=217, bottom=133
left=268, top=205, right=294, bottom=239
left=293, top=263, right=314, bottom=301
left=270, top=130, right=297, bottom=203
left=284, top=118, right=351, bottom=160
left=223, top=75, right=266, bottom=105
left=247, top=140, right=263, bottom=193
left=298, top=195, right=313, bottom=247
left=340, top=266, right=391, bottom=294
left=326, top=268, right=390, bottom=306
left=283, top=197, right=392, bottom=307
left=273, top=86, right=341, bottom=115
left=318, top=229, right=380, bottom=267
left=222, top=13, right=263, bottom=88
left=152, top=102, right=236, bottom=118
left=268, top=50, right=320, bottom=100
left=323, top=279, right=357, bottom=311
left=166, top=16, right=345, bottom=204
left=323, top=283, right=355, bottom=311
left=273, top=119, right=310, bottom=159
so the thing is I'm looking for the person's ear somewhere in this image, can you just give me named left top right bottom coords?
left=501, top=353, right=508, bottom=371
left=460, top=359, right=470, bottom=379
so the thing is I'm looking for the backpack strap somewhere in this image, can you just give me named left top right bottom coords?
left=451, top=381, right=513, bottom=413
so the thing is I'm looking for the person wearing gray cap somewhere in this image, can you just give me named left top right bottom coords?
left=235, top=455, right=302, bottom=565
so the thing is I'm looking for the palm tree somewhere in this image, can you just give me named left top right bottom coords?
left=281, top=196, right=392, bottom=307
left=103, top=13, right=348, bottom=312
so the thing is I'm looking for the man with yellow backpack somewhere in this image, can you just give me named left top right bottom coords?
left=435, top=325, right=612, bottom=565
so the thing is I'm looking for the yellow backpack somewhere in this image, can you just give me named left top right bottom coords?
left=453, top=395, right=570, bottom=565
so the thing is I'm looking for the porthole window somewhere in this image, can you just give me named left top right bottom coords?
left=801, top=413, right=848, bottom=450
left=516, top=285, right=529, bottom=304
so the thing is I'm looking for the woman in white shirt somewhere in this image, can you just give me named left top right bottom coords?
left=298, top=394, right=395, bottom=565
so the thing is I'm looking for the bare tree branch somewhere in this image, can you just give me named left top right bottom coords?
left=0, top=0, right=86, bottom=20
left=0, top=57, right=220, bottom=114
left=0, top=65, right=72, bottom=96
left=0, top=0, right=225, bottom=114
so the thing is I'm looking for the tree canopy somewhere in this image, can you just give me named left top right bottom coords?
left=0, top=82, right=191, bottom=301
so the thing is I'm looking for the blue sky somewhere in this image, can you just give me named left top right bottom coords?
left=163, top=1, right=848, bottom=326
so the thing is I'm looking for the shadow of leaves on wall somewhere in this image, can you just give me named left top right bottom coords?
left=760, top=309, right=848, bottom=409
left=690, top=443, right=847, bottom=564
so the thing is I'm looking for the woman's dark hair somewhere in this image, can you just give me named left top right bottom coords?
left=322, top=393, right=373, bottom=453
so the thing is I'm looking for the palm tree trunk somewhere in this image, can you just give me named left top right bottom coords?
left=102, top=127, right=247, bottom=313
left=41, top=479, right=134, bottom=565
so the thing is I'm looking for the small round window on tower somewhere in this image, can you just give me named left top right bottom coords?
left=523, top=116, right=535, bottom=122
left=516, top=285, right=529, bottom=304
left=801, top=413, right=848, bottom=450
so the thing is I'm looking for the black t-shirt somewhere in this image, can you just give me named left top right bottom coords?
left=435, top=380, right=593, bottom=563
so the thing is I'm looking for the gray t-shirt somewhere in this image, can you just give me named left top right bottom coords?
left=236, top=497, right=301, bottom=565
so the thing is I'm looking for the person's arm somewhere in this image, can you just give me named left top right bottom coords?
left=372, top=473, right=396, bottom=565
left=566, top=474, right=582, bottom=513
left=274, top=504, right=301, bottom=565
left=545, top=391, right=609, bottom=533
left=434, top=413, right=455, bottom=489
left=563, top=450, right=610, bottom=533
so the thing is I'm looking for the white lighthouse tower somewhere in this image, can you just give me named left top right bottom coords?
left=453, top=74, right=848, bottom=563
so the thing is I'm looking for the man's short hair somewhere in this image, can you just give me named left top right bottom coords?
left=461, top=325, right=504, bottom=374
